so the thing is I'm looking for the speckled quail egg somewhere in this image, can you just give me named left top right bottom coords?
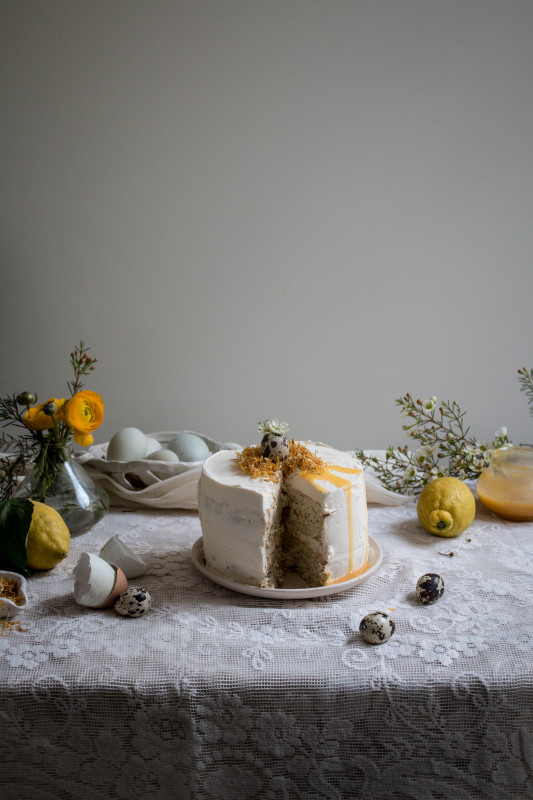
left=114, top=587, right=152, bottom=618
left=359, top=611, right=395, bottom=644
left=416, top=573, right=445, bottom=605
left=260, top=433, right=290, bottom=461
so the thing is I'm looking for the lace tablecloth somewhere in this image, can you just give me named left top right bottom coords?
left=2, top=500, right=533, bottom=800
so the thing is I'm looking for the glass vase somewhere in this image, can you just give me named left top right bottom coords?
left=14, top=444, right=109, bottom=534
left=476, top=445, right=533, bottom=521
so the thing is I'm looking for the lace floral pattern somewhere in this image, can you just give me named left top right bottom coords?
left=2, top=501, right=533, bottom=799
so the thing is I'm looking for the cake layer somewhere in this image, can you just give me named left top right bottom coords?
left=284, top=444, right=369, bottom=584
left=198, top=447, right=283, bottom=586
left=198, top=442, right=369, bottom=588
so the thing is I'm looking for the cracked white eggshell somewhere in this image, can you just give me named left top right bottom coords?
left=99, top=536, right=148, bottom=579
left=74, top=553, right=128, bottom=608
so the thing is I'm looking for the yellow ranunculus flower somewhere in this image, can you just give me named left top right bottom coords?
left=24, top=398, right=67, bottom=431
left=63, top=390, right=104, bottom=446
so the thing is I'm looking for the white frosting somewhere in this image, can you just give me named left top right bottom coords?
left=198, top=442, right=368, bottom=587
left=198, top=446, right=281, bottom=585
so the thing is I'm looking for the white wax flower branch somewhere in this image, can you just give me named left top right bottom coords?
left=355, top=394, right=511, bottom=496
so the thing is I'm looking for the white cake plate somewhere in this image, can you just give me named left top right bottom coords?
left=191, top=536, right=383, bottom=599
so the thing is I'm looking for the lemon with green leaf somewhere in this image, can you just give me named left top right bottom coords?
left=0, top=498, right=70, bottom=573
left=417, top=477, right=476, bottom=538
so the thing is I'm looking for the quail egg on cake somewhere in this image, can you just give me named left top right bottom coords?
left=114, top=587, right=152, bottom=617
left=260, top=433, right=290, bottom=461
left=359, top=611, right=395, bottom=644
left=416, top=573, right=445, bottom=605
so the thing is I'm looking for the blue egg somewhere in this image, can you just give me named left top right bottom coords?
left=167, top=433, right=211, bottom=462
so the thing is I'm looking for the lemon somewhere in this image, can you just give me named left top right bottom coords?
left=26, top=501, right=70, bottom=570
left=416, top=477, right=476, bottom=538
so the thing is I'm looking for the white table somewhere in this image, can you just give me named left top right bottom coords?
left=2, top=497, right=533, bottom=799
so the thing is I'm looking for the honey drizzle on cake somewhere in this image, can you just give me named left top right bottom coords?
left=300, top=464, right=370, bottom=584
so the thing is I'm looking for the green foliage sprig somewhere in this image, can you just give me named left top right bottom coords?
left=0, top=341, right=98, bottom=502
left=0, top=395, right=41, bottom=500
left=517, top=367, right=533, bottom=418
left=355, top=393, right=510, bottom=496
left=67, top=342, right=98, bottom=396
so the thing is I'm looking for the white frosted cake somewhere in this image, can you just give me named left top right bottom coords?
left=198, top=439, right=369, bottom=588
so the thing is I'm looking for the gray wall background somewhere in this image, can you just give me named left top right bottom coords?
left=2, top=0, right=532, bottom=451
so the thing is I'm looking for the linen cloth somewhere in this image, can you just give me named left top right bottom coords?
left=2, top=499, right=533, bottom=799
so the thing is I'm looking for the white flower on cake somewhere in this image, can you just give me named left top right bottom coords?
left=258, top=419, right=289, bottom=436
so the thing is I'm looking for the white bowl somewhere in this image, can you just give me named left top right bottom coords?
left=0, top=570, right=28, bottom=618
left=78, top=431, right=241, bottom=490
